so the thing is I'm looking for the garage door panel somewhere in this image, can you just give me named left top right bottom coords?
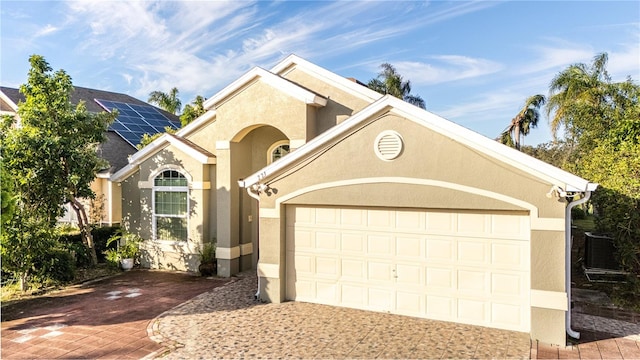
left=426, top=295, right=455, bottom=318
left=341, top=233, right=365, bottom=253
left=395, top=210, right=425, bottom=231
left=316, top=231, right=338, bottom=250
left=492, top=242, right=529, bottom=270
left=396, top=236, right=423, bottom=258
left=340, top=208, right=366, bottom=226
left=315, top=207, right=339, bottom=224
left=426, top=237, right=454, bottom=263
left=457, top=240, right=489, bottom=265
left=368, top=261, right=394, bottom=282
left=315, top=257, right=339, bottom=278
left=458, top=298, right=488, bottom=324
left=457, top=270, right=488, bottom=294
left=426, top=267, right=454, bottom=289
left=396, top=291, right=423, bottom=315
left=396, top=263, right=422, bottom=285
left=425, top=212, right=456, bottom=233
left=367, top=235, right=393, bottom=255
left=368, top=287, right=393, bottom=310
left=341, top=258, right=365, bottom=279
left=367, top=209, right=393, bottom=228
left=491, top=273, right=524, bottom=296
left=286, top=206, right=530, bottom=332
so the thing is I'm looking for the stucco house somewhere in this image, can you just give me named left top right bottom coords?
left=111, top=55, right=597, bottom=346
left=0, top=86, right=180, bottom=225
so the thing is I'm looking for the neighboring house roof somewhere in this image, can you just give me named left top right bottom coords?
left=240, top=95, right=598, bottom=193
left=0, top=85, right=180, bottom=174
left=111, top=133, right=216, bottom=182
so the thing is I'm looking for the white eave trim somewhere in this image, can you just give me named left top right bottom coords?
left=240, top=95, right=597, bottom=194
left=110, top=133, right=215, bottom=182
left=176, top=109, right=216, bottom=137
left=203, top=66, right=326, bottom=110
left=0, top=90, right=19, bottom=112
left=270, top=54, right=383, bottom=103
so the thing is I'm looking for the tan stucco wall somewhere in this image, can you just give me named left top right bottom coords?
left=121, top=144, right=212, bottom=272
left=281, top=68, right=373, bottom=134
left=256, top=111, right=569, bottom=345
left=263, top=113, right=566, bottom=219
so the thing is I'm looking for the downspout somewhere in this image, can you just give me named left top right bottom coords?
left=565, top=190, right=591, bottom=340
left=244, top=184, right=261, bottom=299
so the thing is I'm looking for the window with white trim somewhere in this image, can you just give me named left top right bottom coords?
left=269, top=142, right=290, bottom=164
left=153, top=170, right=188, bottom=241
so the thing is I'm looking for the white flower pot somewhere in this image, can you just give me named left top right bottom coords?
left=120, top=258, right=134, bottom=271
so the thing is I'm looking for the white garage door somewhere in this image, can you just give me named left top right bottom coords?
left=285, top=206, right=530, bottom=332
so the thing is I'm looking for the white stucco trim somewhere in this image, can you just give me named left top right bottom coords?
left=216, top=246, right=241, bottom=260
left=531, top=290, right=568, bottom=311
left=190, top=181, right=211, bottom=190
left=0, top=90, right=18, bottom=112
left=257, top=262, right=280, bottom=278
left=270, top=54, right=382, bottom=103
left=239, top=243, right=253, bottom=255
left=531, top=218, right=565, bottom=231
left=289, top=139, right=306, bottom=150
left=203, top=67, right=327, bottom=110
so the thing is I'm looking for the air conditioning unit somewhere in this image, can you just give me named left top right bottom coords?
left=584, top=232, right=618, bottom=270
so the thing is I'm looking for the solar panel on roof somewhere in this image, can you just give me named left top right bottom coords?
left=95, top=99, right=180, bottom=147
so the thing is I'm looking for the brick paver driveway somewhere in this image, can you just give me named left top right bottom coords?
left=153, top=273, right=532, bottom=359
left=1, top=270, right=229, bottom=359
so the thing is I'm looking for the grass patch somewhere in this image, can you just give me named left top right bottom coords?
left=1, top=264, right=121, bottom=304
left=573, top=215, right=596, bottom=232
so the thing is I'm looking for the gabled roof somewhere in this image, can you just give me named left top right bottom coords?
left=240, top=95, right=597, bottom=193
left=110, top=133, right=216, bottom=182
left=202, top=67, right=327, bottom=110
left=270, top=54, right=383, bottom=103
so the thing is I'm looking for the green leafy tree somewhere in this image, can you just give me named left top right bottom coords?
left=0, top=55, right=115, bottom=267
left=368, top=63, right=426, bottom=109
left=547, top=52, right=640, bottom=303
left=136, top=126, right=177, bottom=150
left=547, top=53, right=613, bottom=150
left=498, top=95, right=546, bottom=150
left=148, top=87, right=182, bottom=115
left=180, top=95, right=205, bottom=127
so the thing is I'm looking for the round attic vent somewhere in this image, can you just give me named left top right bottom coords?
left=374, top=130, right=404, bottom=161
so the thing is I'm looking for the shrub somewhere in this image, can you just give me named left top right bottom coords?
left=34, top=247, right=76, bottom=283
left=571, top=207, right=586, bottom=220
left=57, top=225, right=120, bottom=265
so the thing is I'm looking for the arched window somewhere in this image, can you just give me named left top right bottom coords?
left=153, top=170, right=188, bottom=241
left=268, top=141, right=290, bottom=164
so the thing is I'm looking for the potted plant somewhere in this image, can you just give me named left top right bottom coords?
left=104, top=230, right=142, bottom=271
left=198, top=241, right=217, bottom=276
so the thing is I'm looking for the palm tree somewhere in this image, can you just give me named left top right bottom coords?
left=148, top=87, right=182, bottom=115
left=368, top=63, right=426, bottom=109
left=179, top=95, right=205, bottom=127
left=498, top=95, right=546, bottom=150
left=546, top=53, right=611, bottom=143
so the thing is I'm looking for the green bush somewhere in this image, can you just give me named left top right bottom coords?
left=571, top=207, right=586, bottom=220
left=57, top=225, right=120, bottom=265
left=34, top=247, right=76, bottom=283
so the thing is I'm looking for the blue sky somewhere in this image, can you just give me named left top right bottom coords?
left=2, top=1, right=639, bottom=145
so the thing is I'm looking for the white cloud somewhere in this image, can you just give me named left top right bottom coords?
left=394, top=56, right=503, bottom=86
left=34, top=24, right=58, bottom=37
